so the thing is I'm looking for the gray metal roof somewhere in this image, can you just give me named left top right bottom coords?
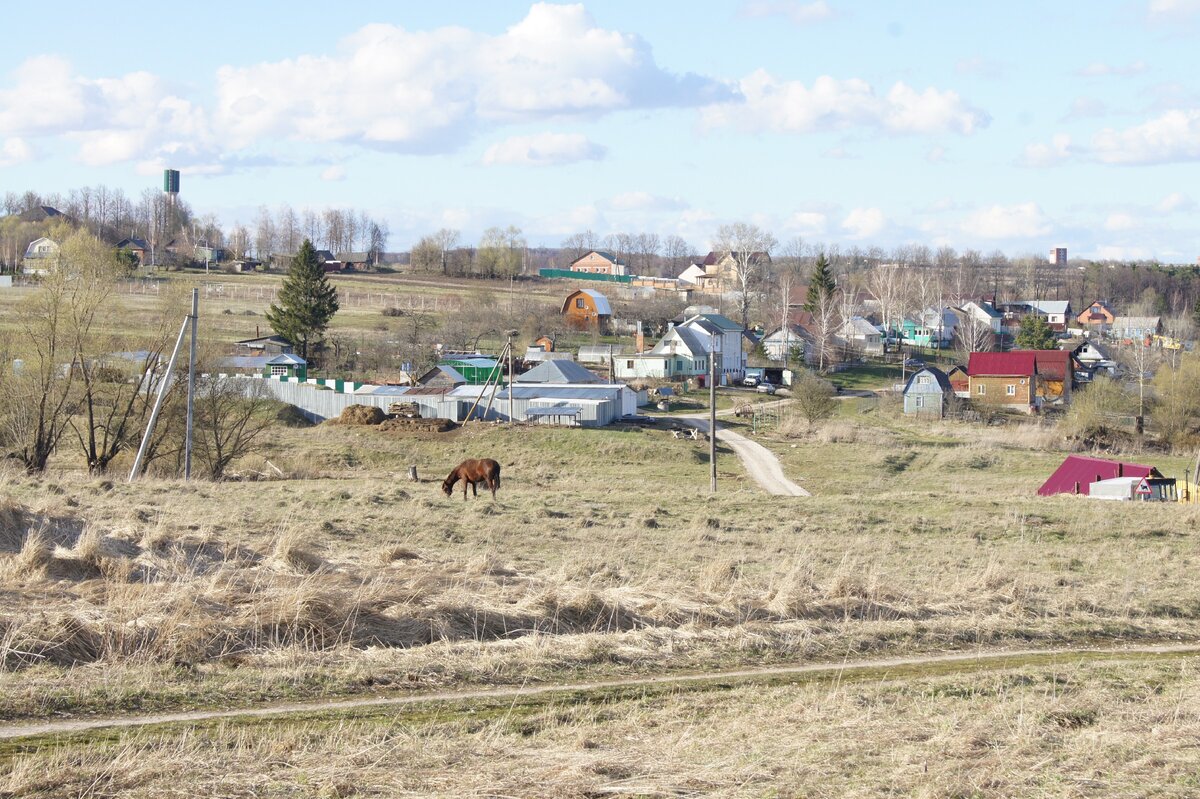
left=517, top=359, right=602, bottom=384
left=266, top=353, right=306, bottom=365
left=578, top=289, right=612, bottom=316
left=497, top=385, right=620, bottom=400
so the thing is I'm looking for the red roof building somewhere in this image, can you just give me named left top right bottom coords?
left=1038, top=455, right=1162, bottom=496
left=967, top=351, right=1037, bottom=377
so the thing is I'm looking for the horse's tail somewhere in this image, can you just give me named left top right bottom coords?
left=493, top=464, right=501, bottom=490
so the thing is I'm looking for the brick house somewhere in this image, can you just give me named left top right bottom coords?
left=568, top=250, right=628, bottom=276
left=1076, top=300, right=1116, bottom=331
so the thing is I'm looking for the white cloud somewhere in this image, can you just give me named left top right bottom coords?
left=1157, top=191, right=1195, bottom=212
left=1148, top=0, right=1200, bottom=19
left=961, top=203, right=1051, bottom=239
left=1105, top=212, right=1138, bottom=231
left=739, top=0, right=834, bottom=25
left=0, top=137, right=33, bottom=167
left=701, top=70, right=989, bottom=136
left=321, top=165, right=346, bottom=181
left=216, top=4, right=725, bottom=153
left=0, top=55, right=213, bottom=168
left=1019, top=134, right=1073, bottom=167
left=1091, top=109, right=1200, bottom=164
left=1076, top=61, right=1148, bottom=77
left=1094, top=244, right=1153, bottom=260
left=823, top=146, right=855, bottom=159
left=841, top=208, right=885, bottom=239
left=784, top=211, right=828, bottom=237
left=481, top=132, right=605, bottom=166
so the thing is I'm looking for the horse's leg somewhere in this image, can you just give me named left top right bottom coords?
left=471, top=481, right=478, bottom=499
left=462, top=479, right=468, bottom=501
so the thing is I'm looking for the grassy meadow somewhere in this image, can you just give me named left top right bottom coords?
left=2, top=273, right=1199, bottom=796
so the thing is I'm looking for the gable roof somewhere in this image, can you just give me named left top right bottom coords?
left=561, top=288, right=612, bottom=316
left=1112, top=316, right=1161, bottom=329
left=417, top=365, right=467, bottom=385
left=963, top=300, right=1003, bottom=319
left=682, top=312, right=743, bottom=334
left=903, top=366, right=953, bottom=394
left=651, top=326, right=710, bottom=357
left=516, top=359, right=602, bottom=384
left=570, top=250, right=624, bottom=266
left=1038, top=455, right=1162, bottom=497
left=967, top=351, right=1037, bottom=377
left=1021, top=300, right=1070, bottom=315
left=266, top=353, right=306, bottom=365
left=335, top=252, right=371, bottom=263
left=117, top=237, right=149, bottom=250
left=18, top=205, right=67, bottom=223
left=1030, top=349, right=1070, bottom=380
left=841, top=316, right=881, bottom=338
left=700, top=250, right=770, bottom=266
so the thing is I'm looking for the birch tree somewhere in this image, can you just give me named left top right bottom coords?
left=712, top=222, right=778, bottom=329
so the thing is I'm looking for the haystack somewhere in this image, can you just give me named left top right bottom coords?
left=333, top=404, right=386, bottom=425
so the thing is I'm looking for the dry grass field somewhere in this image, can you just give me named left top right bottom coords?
left=2, top=276, right=1199, bottom=794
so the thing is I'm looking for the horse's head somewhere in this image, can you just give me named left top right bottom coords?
left=441, top=477, right=454, bottom=496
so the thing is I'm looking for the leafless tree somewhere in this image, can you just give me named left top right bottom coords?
left=712, top=222, right=778, bottom=329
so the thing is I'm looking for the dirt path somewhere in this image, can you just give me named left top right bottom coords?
left=4, top=643, right=1196, bottom=743
left=678, top=405, right=809, bottom=496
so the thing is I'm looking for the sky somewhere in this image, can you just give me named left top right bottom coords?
left=1, top=0, right=1199, bottom=260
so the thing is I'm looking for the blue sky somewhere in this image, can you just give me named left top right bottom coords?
left=1, top=1, right=1199, bottom=260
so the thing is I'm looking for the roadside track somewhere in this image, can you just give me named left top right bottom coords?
left=3, top=643, right=1197, bottom=743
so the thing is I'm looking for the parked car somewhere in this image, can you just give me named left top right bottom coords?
left=756, top=382, right=776, bottom=394
left=903, top=358, right=925, bottom=368
left=741, top=376, right=760, bottom=387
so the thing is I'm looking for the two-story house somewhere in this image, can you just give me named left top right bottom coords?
left=679, top=312, right=747, bottom=380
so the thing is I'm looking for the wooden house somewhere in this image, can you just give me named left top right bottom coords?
left=1038, top=455, right=1175, bottom=501
left=967, top=351, right=1039, bottom=412
left=116, top=237, right=150, bottom=266
left=561, top=289, right=612, bottom=331
left=903, top=367, right=954, bottom=417
left=946, top=365, right=970, bottom=397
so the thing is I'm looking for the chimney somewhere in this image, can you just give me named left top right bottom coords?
left=636, top=320, right=645, bottom=353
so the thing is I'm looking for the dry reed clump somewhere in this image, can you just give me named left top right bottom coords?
left=330, top=404, right=386, bottom=426
left=269, top=524, right=325, bottom=574
left=0, top=497, right=29, bottom=552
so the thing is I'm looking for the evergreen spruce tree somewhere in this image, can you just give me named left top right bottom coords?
left=1014, top=313, right=1057, bottom=349
left=265, top=239, right=340, bottom=360
left=803, top=253, right=836, bottom=313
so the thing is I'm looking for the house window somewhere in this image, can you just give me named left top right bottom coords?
left=1006, top=384, right=1016, bottom=396
left=915, top=396, right=925, bottom=408
left=625, top=360, right=634, bottom=369
left=976, top=384, right=986, bottom=395
left=918, top=376, right=930, bottom=385
left=271, top=365, right=288, bottom=376
left=576, top=298, right=586, bottom=309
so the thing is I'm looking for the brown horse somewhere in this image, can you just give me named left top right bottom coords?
left=442, top=458, right=501, bottom=501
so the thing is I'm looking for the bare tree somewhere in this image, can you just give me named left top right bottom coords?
left=712, top=222, right=778, bottom=329
left=191, top=377, right=276, bottom=480
left=662, top=235, right=692, bottom=276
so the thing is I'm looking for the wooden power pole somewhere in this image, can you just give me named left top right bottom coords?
left=709, top=333, right=718, bottom=494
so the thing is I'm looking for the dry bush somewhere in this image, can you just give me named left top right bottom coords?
left=0, top=496, right=28, bottom=552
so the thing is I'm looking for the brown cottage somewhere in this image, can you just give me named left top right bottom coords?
left=561, top=289, right=613, bottom=331
left=967, top=351, right=1039, bottom=413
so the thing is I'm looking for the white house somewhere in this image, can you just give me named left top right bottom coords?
left=22, top=237, right=60, bottom=274
left=839, top=316, right=883, bottom=355
left=761, top=324, right=807, bottom=362
left=613, top=326, right=710, bottom=381
left=958, top=301, right=1003, bottom=334
left=1021, top=299, right=1072, bottom=329
left=678, top=313, right=746, bottom=380
left=676, top=263, right=708, bottom=286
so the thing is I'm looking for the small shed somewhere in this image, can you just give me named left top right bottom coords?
left=516, top=359, right=602, bottom=384
left=903, top=367, right=953, bottom=416
left=264, top=353, right=307, bottom=380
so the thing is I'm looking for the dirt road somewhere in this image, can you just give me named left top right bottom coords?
left=677, top=402, right=808, bottom=496
left=2, top=643, right=1196, bottom=742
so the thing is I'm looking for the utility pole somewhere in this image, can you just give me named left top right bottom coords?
left=184, top=288, right=199, bottom=480
left=506, top=329, right=517, bottom=425
left=709, top=332, right=718, bottom=494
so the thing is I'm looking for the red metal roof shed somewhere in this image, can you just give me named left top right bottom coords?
left=1038, top=455, right=1162, bottom=496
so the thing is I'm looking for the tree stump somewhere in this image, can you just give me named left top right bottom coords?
left=407, top=466, right=419, bottom=482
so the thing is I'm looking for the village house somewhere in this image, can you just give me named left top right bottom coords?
left=234, top=334, right=294, bottom=356
left=116, top=237, right=150, bottom=266
left=567, top=250, right=628, bottom=276
left=1110, top=316, right=1163, bottom=342
left=945, top=364, right=970, bottom=398
left=1076, top=300, right=1117, bottom=332
left=694, top=250, right=771, bottom=294
left=902, top=308, right=957, bottom=349
left=220, top=353, right=308, bottom=380
left=560, top=288, right=613, bottom=331
left=1038, top=455, right=1176, bottom=501
left=679, top=312, right=747, bottom=380
left=613, top=325, right=709, bottom=381
left=967, top=351, right=1039, bottom=413
left=21, top=237, right=59, bottom=274
left=903, top=366, right=954, bottom=417
left=839, top=316, right=884, bottom=355
left=761, top=324, right=807, bottom=363
left=676, top=263, right=708, bottom=286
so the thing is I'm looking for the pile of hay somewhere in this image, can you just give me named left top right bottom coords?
left=332, top=404, right=386, bottom=426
